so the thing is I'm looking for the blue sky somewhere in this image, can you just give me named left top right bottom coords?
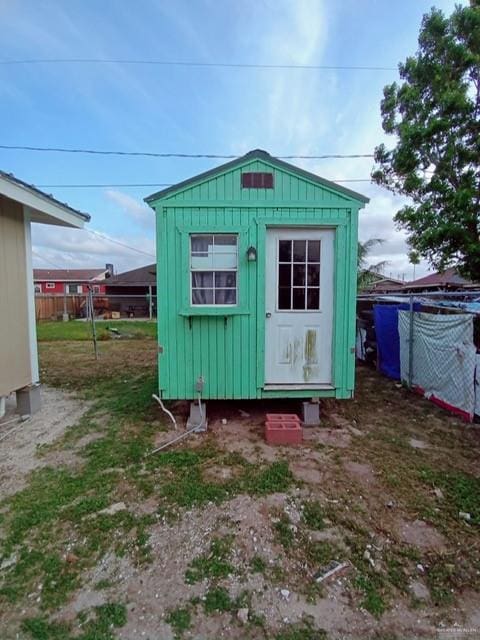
left=0, top=0, right=462, bottom=278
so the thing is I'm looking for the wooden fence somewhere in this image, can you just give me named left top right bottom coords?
left=35, top=294, right=86, bottom=321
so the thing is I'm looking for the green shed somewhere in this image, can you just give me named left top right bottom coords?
left=145, top=149, right=368, bottom=406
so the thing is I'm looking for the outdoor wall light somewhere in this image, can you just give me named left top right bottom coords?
left=246, top=246, right=257, bottom=262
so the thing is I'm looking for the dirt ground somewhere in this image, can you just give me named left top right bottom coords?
left=0, top=338, right=479, bottom=640
left=0, top=389, right=90, bottom=500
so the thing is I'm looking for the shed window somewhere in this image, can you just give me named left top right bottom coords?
left=45, top=282, right=55, bottom=289
left=190, top=234, right=237, bottom=305
left=278, top=239, right=321, bottom=310
left=242, top=172, right=274, bottom=189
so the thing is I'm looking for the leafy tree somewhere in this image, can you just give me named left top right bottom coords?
left=372, top=1, right=480, bottom=281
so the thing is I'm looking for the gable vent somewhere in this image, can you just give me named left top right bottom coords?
left=241, top=172, right=274, bottom=189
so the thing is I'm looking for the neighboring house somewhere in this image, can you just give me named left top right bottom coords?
left=34, top=267, right=111, bottom=295
left=359, top=272, right=405, bottom=294
left=145, top=148, right=368, bottom=404
left=402, top=267, right=477, bottom=292
left=0, top=170, right=90, bottom=414
left=103, top=263, right=156, bottom=318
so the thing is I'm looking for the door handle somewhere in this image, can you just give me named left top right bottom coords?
left=266, top=312, right=272, bottom=318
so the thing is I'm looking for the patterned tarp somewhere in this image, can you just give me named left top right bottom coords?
left=398, top=312, right=476, bottom=421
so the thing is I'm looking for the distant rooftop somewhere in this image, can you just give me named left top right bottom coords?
left=34, top=268, right=106, bottom=282
left=405, top=267, right=473, bottom=289
left=103, top=263, right=156, bottom=286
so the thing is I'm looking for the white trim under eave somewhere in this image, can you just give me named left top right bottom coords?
left=23, top=208, right=40, bottom=385
left=0, top=178, right=87, bottom=228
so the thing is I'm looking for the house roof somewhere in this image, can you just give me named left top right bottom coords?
left=405, top=267, right=472, bottom=289
left=34, top=268, right=106, bottom=282
left=103, top=263, right=156, bottom=286
left=0, top=170, right=90, bottom=227
left=144, top=149, right=370, bottom=205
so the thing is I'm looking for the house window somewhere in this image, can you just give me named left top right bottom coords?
left=277, top=239, right=321, bottom=310
left=67, top=284, right=82, bottom=294
left=190, top=234, right=238, bottom=305
left=34, top=284, right=41, bottom=293
left=93, top=285, right=100, bottom=294
left=46, top=282, right=55, bottom=289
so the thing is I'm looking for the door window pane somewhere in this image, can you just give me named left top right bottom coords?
left=279, top=264, right=291, bottom=287
left=308, top=240, right=320, bottom=262
left=279, top=240, right=292, bottom=262
left=293, top=264, right=306, bottom=286
left=307, top=288, right=320, bottom=310
left=293, top=288, right=306, bottom=309
left=307, top=264, right=320, bottom=286
left=278, top=287, right=291, bottom=310
left=293, top=240, right=306, bottom=262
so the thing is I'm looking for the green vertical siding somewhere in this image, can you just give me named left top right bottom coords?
left=151, top=155, right=365, bottom=400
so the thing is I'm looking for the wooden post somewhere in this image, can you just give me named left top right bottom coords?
left=88, top=286, right=98, bottom=360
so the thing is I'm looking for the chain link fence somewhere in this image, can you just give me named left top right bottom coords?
left=357, top=291, right=480, bottom=421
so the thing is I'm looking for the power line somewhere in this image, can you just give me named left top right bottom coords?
left=85, top=228, right=155, bottom=258
left=32, top=250, right=64, bottom=269
left=36, top=179, right=373, bottom=189
left=0, top=58, right=397, bottom=72
left=0, top=144, right=375, bottom=160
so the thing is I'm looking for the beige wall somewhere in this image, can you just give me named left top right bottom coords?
left=0, top=195, right=31, bottom=396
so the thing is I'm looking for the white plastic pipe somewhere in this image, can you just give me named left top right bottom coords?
left=152, top=394, right=177, bottom=431
left=0, top=397, right=5, bottom=420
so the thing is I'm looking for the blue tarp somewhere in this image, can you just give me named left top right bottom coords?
left=374, top=304, right=420, bottom=380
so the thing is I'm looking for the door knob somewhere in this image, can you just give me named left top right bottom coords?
left=266, top=312, right=272, bottom=318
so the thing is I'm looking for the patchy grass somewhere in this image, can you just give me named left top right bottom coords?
left=203, top=586, right=234, bottom=614
left=354, top=574, right=386, bottom=617
left=185, top=536, right=234, bottom=584
left=37, top=320, right=156, bottom=342
left=166, top=606, right=192, bottom=637
left=22, top=602, right=127, bottom=640
left=302, top=499, right=325, bottom=530
left=275, top=617, right=327, bottom=640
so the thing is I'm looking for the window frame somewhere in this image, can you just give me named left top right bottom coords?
left=190, top=233, right=239, bottom=307
left=45, top=282, right=55, bottom=289
left=276, top=238, right=322, bottom=313
left=67, top=284, right=82, bottom=295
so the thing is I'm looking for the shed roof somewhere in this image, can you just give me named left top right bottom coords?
left=144, top=149, right=369, bottom=205
left=104, top=263, right=156, bottom=286
left=0, top=170, right=90, bottom=227
left=34, top=268, right=106, bottom=282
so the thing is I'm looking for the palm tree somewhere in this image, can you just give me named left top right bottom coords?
left=357, top=238, right=387, bottom=290
left=408, top=249, right=420, bottom=281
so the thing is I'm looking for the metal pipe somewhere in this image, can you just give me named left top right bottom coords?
left=408, top=294, right=414, bottom=388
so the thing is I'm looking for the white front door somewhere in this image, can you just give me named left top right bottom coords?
left=265, top=228, right=334, bottom=385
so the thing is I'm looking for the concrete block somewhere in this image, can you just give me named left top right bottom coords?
left=16, top=384, right=41, bottom=415
left=302, top=401, right=320, bottom=427
left=265, top=417, right=302, bottom=446
left=187, top=401, right=208, bottom=432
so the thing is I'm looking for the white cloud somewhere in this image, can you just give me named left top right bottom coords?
left=31, top=223, right=155, bottom=274
left=104, top=190, right=154, bottom=229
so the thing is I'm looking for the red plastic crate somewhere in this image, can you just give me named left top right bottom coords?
left=265, top=419, right=303, bottom=446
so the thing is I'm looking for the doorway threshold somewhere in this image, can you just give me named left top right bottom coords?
left=263, top=383, right=334, bottom=391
